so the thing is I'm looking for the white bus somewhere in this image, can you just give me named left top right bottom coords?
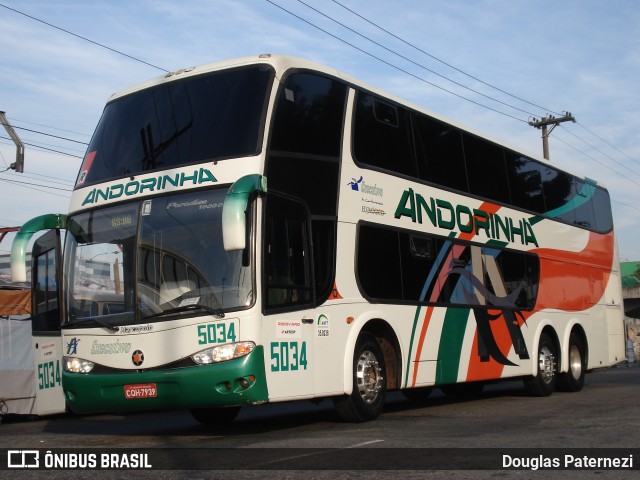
left=12, top=54, right=625, bottom=423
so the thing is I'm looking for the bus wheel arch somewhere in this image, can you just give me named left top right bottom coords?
left=524, top=326, right=560, bottom=397
left=335, top=319, right=401, bottom=422
left=364, top=319, right=402, bottom=391
left=557, top=327, right=588, bottom=392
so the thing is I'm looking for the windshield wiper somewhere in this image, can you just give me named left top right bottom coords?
left=64, top=317, right=120, bottom=332
left=145, top=303, right=225, bottom=320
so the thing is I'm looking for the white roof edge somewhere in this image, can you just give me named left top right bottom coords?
left=107, top=54, right=345, bottom=101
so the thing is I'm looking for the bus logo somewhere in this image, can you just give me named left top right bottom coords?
left=132, top=350, right=145, bottom=367
left=66, top=337, right=80, bottom=355
left=7, top=450, right=39, bottom=468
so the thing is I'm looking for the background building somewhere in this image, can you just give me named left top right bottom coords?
left=621, top=261, right=640, bottom=361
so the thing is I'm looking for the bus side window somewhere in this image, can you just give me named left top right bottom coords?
left=353, top=92, right=417, bottom=178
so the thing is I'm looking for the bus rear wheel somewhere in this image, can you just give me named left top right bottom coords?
left=557, top=333, right=586, bottom=392
left=189, top=406, right=241, bottom=425
left=524, top=332, right=558, bottom=396
left=334, top=333, right=387, bottom=422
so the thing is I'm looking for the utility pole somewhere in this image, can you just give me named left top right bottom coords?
left=0, top=111, right=24, bottom=172
left=528, top=112, right=575, bottom=160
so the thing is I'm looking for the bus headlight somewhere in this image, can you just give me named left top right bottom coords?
left=191, top=342, right=255, bottom=365
left=64, top=356, right=95, bottom=373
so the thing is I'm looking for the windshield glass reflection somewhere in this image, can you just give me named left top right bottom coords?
left=64, top=189, right=253, bottom=326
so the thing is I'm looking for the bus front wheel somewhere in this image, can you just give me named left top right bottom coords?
left=334, top=333, right=387, bottom=422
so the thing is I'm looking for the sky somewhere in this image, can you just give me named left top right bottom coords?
left=1, top=0, right=639, bottom=262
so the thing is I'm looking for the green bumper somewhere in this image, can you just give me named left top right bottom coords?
left=63, top=347, right=268, bottom=414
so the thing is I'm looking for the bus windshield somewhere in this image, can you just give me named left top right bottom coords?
left=63, top=189, right=253, bottom=327
left=76, top=65, right=274, bottom=188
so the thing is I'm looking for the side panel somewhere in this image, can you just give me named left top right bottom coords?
left=262, top=310, right=315, bottom=401
left=32, top=335, right=65, bottom=415
left=31, top=229, right=66, bottom=416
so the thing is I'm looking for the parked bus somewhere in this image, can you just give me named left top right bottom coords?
left=1, top=224, right=66, bottom=418
left=12, top=54, right=625, bottom=423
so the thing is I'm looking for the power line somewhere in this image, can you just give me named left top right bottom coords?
left=576, top=122, right=640, bottom=170
left=266, top=0, right=527, bottom=123
left=1, top=170, right=74, bottom=188
left=296, top=0, right=540, bottom=118
left=12, top=125, right=89, bottom=145
left=279, top=1, right=640, bottom=189
left=612, top=198, right=640, bottom=214
left=0, top=176, right=71, bottom=198
left=11, top=118, right=91, bottom=138
left=551, top=131, right=640, bottom=187
left=330, top=0, right=562, bottom=117
left=3, top=0, right=637, bottom=201
left=0, top=2, right=168, bottom=73
left=0, top=176, right=72, bottom=192
left=0, top=135, right=83, bottom=159
left=18, top=172, right=74, bottom=186
left=559, top=125, right=640, bottom=178
left=13, top=136, right=86, bottom=154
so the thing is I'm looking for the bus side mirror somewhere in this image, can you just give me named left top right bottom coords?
left=11, top=214, right=68, bottom=283
left=222, top=174, right=267, bottom=251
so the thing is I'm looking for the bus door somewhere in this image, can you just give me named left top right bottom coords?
left=263, top=194, right=315, bottom=400
left=31, top=229, right=66, bottom=415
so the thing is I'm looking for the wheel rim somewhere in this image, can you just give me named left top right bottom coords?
left=538, top=345, right=556, bottom=385
left=356, top=350, right=384, bottom=404
left=568, top=344, right=582, bottom=380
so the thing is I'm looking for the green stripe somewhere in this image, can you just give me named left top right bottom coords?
left=435, top=308, right=470, bottom=385
left=545, top=183, right=596, bottom=219
left=530, top=182, right=597, bottom=226
left=404, top=305, right=424, bottom=388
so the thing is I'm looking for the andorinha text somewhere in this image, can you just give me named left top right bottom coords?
left=82, top=168, right=217, bottom=206
left=395, top=188, right=539, bottom=247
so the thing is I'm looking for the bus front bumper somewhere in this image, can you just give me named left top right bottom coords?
left=62, top=346, right=268, bottom=414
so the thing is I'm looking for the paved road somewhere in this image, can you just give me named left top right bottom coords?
left=2, top=364, right=639, bottom=479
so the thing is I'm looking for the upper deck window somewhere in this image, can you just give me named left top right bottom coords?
left=77, top=65, right=274, bottom=188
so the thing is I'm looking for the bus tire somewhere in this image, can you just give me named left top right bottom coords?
left=524, top=332, right=558, bottom=397
left=334, top=333, right=386, bottom=422
left=189, top=406, right=241, bottom=425
left=557, top=333, right=586, bottom=392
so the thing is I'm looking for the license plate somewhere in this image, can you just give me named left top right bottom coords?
left=124, top=383, right=157, bottom=399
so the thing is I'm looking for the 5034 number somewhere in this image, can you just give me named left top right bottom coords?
left=37, top=360, right=61, bottom=390
left=270, top=341, right=308, bottom=372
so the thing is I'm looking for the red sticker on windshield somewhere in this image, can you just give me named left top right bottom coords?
left=76, top=150, right=97, bottom=186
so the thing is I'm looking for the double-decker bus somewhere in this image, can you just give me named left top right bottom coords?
left=12, top=54, right=625, bottom=423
